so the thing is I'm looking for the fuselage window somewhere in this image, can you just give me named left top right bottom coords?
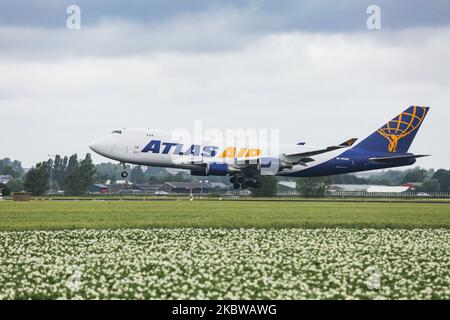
left=112, top=130, right=122, bottom=134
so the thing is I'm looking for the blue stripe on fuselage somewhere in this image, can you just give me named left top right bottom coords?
left=282, top=148, right=416, bottom=177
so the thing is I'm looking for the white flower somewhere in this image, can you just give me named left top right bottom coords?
left=0, top=228, right=448, bottom=299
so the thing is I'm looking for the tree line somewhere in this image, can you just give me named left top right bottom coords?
left=1, top=156, right=450, bottom=197
left=0, top=154, right=95, bottom=196
left=293, top=167, right=450, bottom=197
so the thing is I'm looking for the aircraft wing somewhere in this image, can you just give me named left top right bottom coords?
left=172, top=138, right=358, bottom=169
left=282, top=138, right=357, bottom=165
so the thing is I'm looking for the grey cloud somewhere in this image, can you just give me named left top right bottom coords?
left=0, top=9, right=271, bottom=59
left=1, top=26, right=449, bottom=168
left=2, top=0, right=450, bottom=61
left=1, top=1, right=449, bottom=169
left=1, top=0, right=449, bottom=32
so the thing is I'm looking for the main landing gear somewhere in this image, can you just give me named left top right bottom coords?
left=230, top=175, right=262, bottom=190
left=120, top=162, right=128, bottom=178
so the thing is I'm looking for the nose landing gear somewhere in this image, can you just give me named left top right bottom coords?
left=120, top=162, right=128, bottom=178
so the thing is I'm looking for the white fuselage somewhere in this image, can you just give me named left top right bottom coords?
left=89, top=128, right=347, bottom=176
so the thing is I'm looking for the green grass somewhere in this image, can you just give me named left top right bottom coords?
left=0, top=200, right=449, bottom=231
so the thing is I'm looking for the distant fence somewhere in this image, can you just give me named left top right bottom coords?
left=276, top=191, right=450, bottom=198
left=97, top=189, right=247, bottom=197
left=58, top=189, right=450, bottom=199
left=226, top=190, right=251, bottom=197
left=276, top=191, right=300, bottom=197
left=326, top=191, right=450, bottom=198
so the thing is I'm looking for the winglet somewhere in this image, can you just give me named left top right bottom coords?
left=339, top=138, right=358, bottom=147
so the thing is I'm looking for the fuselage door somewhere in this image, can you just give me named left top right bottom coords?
left=132, top=145, right=140, bottom=160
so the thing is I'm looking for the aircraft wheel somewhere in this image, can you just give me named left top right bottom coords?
left=230, top=176, right=237, bottom=184
left=121, top=171, right=128, bottom=178
left=233, top=183, right=240, bottom=189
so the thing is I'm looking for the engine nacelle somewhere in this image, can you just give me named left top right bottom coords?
left=191, top=163, right=240, bottom=176
left=259, top=157, right=292, bottom=175
left=207, top=163, right=229, bottom=176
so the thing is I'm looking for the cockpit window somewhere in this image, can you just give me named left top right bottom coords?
left=111, top=130, right=122, bottom=134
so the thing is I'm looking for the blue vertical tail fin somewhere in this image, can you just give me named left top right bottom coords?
left=353, top=106, right=429, bottom=153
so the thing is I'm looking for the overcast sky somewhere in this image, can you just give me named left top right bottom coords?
left=1, top=0, right=449, bottom=168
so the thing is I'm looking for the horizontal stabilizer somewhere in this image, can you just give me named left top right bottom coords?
left=369, top=154, right=429, bottom=163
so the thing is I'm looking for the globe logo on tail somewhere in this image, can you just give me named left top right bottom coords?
left=377, top=106, right=428, bottom=152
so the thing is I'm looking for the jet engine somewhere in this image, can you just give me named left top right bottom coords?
left=190, top=162, right=240, bottom=176
left=258, top=157, right=292, bottom=175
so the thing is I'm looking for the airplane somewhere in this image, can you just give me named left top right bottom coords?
left=89, top=106, right=429, bottom=189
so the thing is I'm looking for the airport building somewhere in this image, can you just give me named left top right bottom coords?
left=157, top=182, right=229, bottom=195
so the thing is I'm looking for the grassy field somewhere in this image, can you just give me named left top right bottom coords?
left=0, top=200, right=449, bottom=230
left=1, top=199, right=449, bottom=300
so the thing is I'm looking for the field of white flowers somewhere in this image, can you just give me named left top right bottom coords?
left=0, top=228, right=449, bottom=299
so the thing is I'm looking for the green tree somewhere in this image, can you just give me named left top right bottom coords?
left=0, top=183, right=11, bottom=196
left=364, top=169, right=408, bottom=186
left=432, top=169, right=450, bottom=192
left=66, top=154, right=78, bottom=173
left=0, top=158, right=25, bottom=178
left=24, top=162, right=49, bottom=196
left=417, top=179, right=440, bottom=193
left=1, top=166, right=16, bottom=177
left=332, top=174, right=368, bottom=185
left=145, top=166, right=166, bottom=176
left=93, top=162, right=131, bottom=183
left=162, top=172, right=192, bottom=183
left=130, top=166, right=146, bottom=184
left=402, top=167, right=426, bottom=183
left=52, top=155, right=68, bottom=189
left=148, top=176, right=160, bottom=184
left=250, top=176, right=277, bottom=197
left=65, top=154, right=95, bottom=195
left=79, top=153, right=96, bottom=193
left=296, top=176, right=332, bottom=198
left=64, top=155, right=80, bottom=195
left=7, top=178, right=24, bottom=192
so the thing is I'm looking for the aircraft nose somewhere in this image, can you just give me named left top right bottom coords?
left=89, top=137, right=108, bottom=154
left=89, top=139, right=100, bottom=152
left=89, top=135, right=114, bottom=157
